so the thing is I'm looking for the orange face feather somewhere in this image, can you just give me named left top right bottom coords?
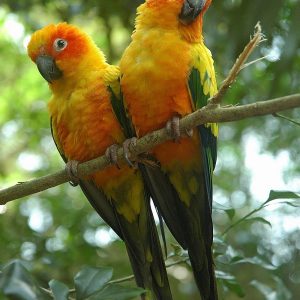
left=28, top=23, right=90, bottom=63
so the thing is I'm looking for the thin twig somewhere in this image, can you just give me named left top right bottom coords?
left=108, top=274, right=135, bottom=285
left=105, top=257, right=190, bottom=285
left=273, top=112, right=300, bottom=126
left=221, top=205, right=263, bottom=236
left=1, top=93, right=300, bottom=204
left=209, top=22, right=265, bottom=105
left=165, top=257, right=190, bottom=268
left=40, top=287, right=75, bottom=300
left=241, top=55, right=270, bottom=70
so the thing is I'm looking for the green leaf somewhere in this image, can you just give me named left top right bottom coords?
left=49, top=279, right=69, bottom=300
left=266, top=190, right=300, bottom=203
left=88, top=284, right=145, bottom=300
left=212, top=202, right=235, bottom=220
left=169, top=243, right=187, bottom=257
left=215, top=270, right=235, bottom=280
left=225, top=208, right=236, bottom=220
left=216, top=271, right=245, bottom=297
left=223, top=279, right=245, bottom=298
left=74, top=266, right=113, bottom=300
left=0, top=260, right=43, bottom=300
left=243, top=217, right=272, bottom=227
left=251, top=277, right=292, bottom=299
left=230, top=256, right=276, bottom=270
left=250, top=280, right=274, bottom=298
left=273, top=276, right=292, bottom=299
left=213, top=237, right=228, bottom=257
left=282, top=201, right=300, bottom=208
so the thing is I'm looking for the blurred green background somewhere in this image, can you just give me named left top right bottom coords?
left=0, top=0, right=300, bottom=299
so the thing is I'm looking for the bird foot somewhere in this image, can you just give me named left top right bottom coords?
left=105, top=144, right=120, bottom=169
left=166, top=116, right=181, bottom=142
left=185, top=128, right=194, bottom=137
left=123, top=137, right=138, bottom=169
left=65, top=160, right=80, bottom=187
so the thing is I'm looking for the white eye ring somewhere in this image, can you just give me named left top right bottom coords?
left=53, top=38, right=68, bottom=52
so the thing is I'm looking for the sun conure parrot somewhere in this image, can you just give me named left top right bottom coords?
left=27, top=23, right=173, bottom=300
left=119, top=0, right=218, bottom=299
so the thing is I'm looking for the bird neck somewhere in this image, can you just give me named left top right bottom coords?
left=179, top=15, right=204, bottom=43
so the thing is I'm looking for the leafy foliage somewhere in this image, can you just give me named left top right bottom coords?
left=0, top=261, right=144, bottom=300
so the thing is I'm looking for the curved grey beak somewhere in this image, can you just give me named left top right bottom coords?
left=36, top=55, right=63, bottom=83
left=179, top=0, right=205, bottom=25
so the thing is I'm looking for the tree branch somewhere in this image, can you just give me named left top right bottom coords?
left=0, top=23, right=299, bottom=204
left=1, top=93, right=300, bottom=204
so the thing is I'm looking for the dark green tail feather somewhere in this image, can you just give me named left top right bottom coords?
left=141, top=163, right=218, bottom=300
left=79, top=181, right=173, bottom=300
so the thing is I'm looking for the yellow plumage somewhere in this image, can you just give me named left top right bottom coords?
left=120, top=1, right=218, bottom=299
left=28, top=22, right=172, bottom=300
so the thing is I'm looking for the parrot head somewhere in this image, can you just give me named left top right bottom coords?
left=145, top=0, right=212, bottom=24
left=27, top=23, right=105, bottom=84
left=138, top=0, right=212, bottom=41
left=179, top=0, right=211, bottom=25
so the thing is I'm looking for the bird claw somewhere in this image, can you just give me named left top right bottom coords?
left=185, top=128, right=194, bottom=137
left=65, top=160, right=80, bottom=187
left=105, top=144, right=120, bottom=169
left=166, top=116, right=181, bottom=142
left=123, top=137, right=138, bottom=169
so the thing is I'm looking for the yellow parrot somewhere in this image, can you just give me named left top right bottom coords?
left=27, top=22, right=173, bottom=300
left=120, top=1, right=218, bottom=299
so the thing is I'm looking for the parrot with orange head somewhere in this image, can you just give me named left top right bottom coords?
left=27, top=22, right=173, bottom=300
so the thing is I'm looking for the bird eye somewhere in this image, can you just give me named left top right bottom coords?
left=53, top=38, right=68, bottom=52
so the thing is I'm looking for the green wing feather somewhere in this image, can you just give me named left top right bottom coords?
left=188, top=67, right=217, bottom=209
left=109, top=81, right=135, bottom=138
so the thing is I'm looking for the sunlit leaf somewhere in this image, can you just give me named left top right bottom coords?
left=213, top=202, right=236, bottom=220
left=250, top=280, right=275, bottom=298
left=74, top=266, right=113, bottom=300
left=243, top=217, right=272, bottom=227
left=169, top=243, right=187, bottom=257
left=266, top=190, right=300, bottom=203
left=230, top=256, right=276, bottom=270
left=273, top=276, right=292, bottom=299
left=215, top=270, right=235, bottom=280
left=213, top=237, right=228, bottom=257
left=217, top=271, right=245, bottom=297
